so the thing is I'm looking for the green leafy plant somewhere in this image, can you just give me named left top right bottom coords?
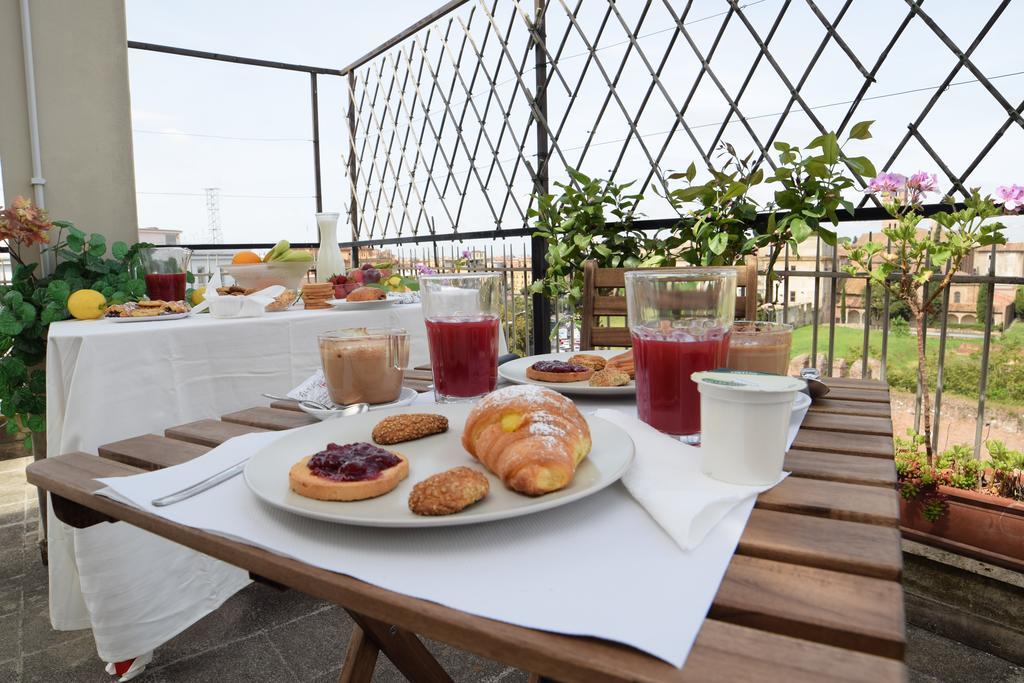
left=985, top=440, right=1024, bottom=501
left=664, top=143, right=763, bottom=266
left=763, top=121, right=876, bottom=300
left=846, top=183, right=1013, bottom=463
left=529, top=168, right=669, bottom=306
left=0, top=199, right=151, bottom=450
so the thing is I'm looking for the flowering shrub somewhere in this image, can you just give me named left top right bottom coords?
left=845, top=178, right=1017, bottom=463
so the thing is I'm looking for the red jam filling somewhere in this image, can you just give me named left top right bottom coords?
left=532, top=360, right=588, bottom=373
left=307, top=442, right=401, bottom=482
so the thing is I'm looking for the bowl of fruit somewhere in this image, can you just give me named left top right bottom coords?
left=220, top=242, right=315, bottom=291
left=328, top=262, right=418, bottom=300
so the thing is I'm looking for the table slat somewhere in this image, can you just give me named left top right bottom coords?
left=99, top=434, right=210, bottom=470
left=784, top=450, right=896, bottom=488
left=800, top=412, right=893, bottom=437
left=757, top=476, right=899, bottom=527
left=822, top=377, right=888, bottom=390
left=222, top=407, right=318, bottom=431
left=791, top=429, right=894, bottom=458
left=739, top=510, right=901, bottom=580
left=807, top=398, right=892, bottom=418
left=712, top=555, right=905, bottom=659
left=820, top=386, right=890, bottom=403
left=165, top=419, right=268, bottom=447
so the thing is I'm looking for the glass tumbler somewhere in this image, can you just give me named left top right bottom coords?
left=625, top=269, right=737, bottom=442
left=726, top=321, right=794, bottom=376
left=141, top=246, right=192, bottom=302
left=318, top=328, right=409, bottom=406
left=420, top=272, right=504, bottom=402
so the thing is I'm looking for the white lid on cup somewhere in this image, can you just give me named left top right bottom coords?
left=691, top=369, right=806, bottom=395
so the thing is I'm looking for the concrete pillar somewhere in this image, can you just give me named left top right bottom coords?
left=0, top=0, right=137, bottom=246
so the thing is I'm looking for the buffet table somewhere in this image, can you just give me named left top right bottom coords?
left=29, top=375, right=906, bottom=680
left=43, top=304, right=429, bottom=659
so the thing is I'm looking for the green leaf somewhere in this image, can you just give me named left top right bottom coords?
left=66, top=233, right=84, bottom=251
left=111, top=241, right=128, bottom=260
left=708, top=232, right=729, bottom=255
left=848, top=120, right=874, bottom=140
left=846, top=155, right=877, bottom=178
left=686, top=162, right=697, bottom=182
left=18, top=303, right=36, bottom=325
left=46, top=280, right=71, bottom=305
left=0, top=311, right=23, bottom=336
left=27, top=414, right=45, bottom=432
left=185, top=271, right=196, bottom=284
left=790, top=217, right=813, bottom=243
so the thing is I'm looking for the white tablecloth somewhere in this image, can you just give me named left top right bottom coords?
left=45, top=305, right=430, bottom=662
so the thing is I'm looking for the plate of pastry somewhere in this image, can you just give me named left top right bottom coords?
left=244, top=385, right=635, bottom=527
left=104, top=300, right=192, bottom=322
left=498, top=350, right=635, bottom=396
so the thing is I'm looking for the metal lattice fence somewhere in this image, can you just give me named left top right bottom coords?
left=345, top=0, right=1024, bottom=241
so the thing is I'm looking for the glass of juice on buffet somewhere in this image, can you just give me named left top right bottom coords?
left=726, top=321, right=794, bottom=376
left=624, top=269, right=736, bottom=443
left=140, top=247, right=192, bottom=301
left=318, top=328, right=410, bottom=405
left=420, top=272, right=504, bottom=402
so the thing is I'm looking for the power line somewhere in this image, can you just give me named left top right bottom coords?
left=132, top=128, right=312, bottom=143
left=137, top=191, right=316, bottom=199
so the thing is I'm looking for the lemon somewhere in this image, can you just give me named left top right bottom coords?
left=191, top=286, right=207, bottom=305
left=68, top=289, right=106, bottom=320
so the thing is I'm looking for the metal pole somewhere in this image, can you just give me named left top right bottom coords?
left=310, top=73, right=323, bottom=214
left=974, top=244, right=998, bottom=458
left=530, top=0, right=552, bottom=354
left=347, top=71, right=360, bottom=267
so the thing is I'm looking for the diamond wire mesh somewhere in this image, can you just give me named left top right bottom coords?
left=346, top=0, right=1024, bottom=242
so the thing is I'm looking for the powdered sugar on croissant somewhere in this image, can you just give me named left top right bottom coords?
left=462, top=385, right=592, bottom=495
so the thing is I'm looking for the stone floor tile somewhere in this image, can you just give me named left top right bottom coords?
left=0, top=522, right=24, bottom=550
left=0, top=582, right=22, bottom=618
left=0, top=544, right=28, bottom=582
left=264, top=605, right=354, bottom=680
left=0, top=501, right=24, bottom=528
left=0, top=657, right=21, bottom=682
left=905, top=624, right=1024, bottom=683
left=0, top=612, right=21, bottom=663
left=20, top=633, right=104, bottom=683
left=144, top=633, right=297, bottom=683
left=20, top=583, right=90, bottom=656
left=0, top=469, right=27, bottom=497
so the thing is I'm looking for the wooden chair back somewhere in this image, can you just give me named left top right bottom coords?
left=579, top=257, right=759, bottom=350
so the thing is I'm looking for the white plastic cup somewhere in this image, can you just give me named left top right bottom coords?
left=692, top=370, right=806, bottom=485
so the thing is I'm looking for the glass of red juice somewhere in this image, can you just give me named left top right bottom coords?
left=625, top=269, right=737, bottom=442
left=141, top=247, right=192, bottom=302
left=420, top=272, right=504, bottom=402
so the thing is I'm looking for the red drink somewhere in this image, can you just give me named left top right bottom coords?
left=144, top=272, right=186, bottom=301
left=632, top=328, right=730, bottom=436
left=426, top=316, right=499, bottom=399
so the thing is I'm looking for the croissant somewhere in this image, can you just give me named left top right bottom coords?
left=462, top=385, right=592, bottom=495
left=606, top=349, right=635, bottom=378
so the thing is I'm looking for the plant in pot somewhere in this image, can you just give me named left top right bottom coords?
left=844, top=179, right=1015, bottom=463
left=529, top=168, right=670, bottom=346
left=0, top=197, right=150, bottom=452
left=665, top=122, right=876, bottom=373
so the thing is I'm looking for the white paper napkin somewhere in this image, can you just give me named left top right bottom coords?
left=205, top=271, right=284, bottom=318
left=594, top=409, right=789, bottom=551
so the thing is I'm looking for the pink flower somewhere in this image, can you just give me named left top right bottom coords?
left=461, top=249, right=472, bottom=259
left=414, top=263, right=436, bottom=275
left=995, top=184, right=1024, bottom=212
left=0, top=196, right=51, bottom=247
left=906, top=172, right=938, bottom=194
left=867, top=173, right=907, bottom=195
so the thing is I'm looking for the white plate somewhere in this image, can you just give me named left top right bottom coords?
left=107, top=312, right=190, bottom=323
left=298, top=386, right=419, bottom=421
left=325, top=298, right=393, bottom=310
left=498, top=350, right=635, bottom=396
left=244, top=402, right=635, bottom=528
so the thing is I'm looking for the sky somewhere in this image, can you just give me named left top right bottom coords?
left=125, top=0, right=1024, bottom=247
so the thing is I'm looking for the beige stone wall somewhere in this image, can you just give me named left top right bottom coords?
left=0, top=0, right=137, bottom=245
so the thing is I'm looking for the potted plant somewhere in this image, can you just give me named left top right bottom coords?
left=0, top=197, right=151, bottom=453
left=844, top=179, right=1015, bottom=462
left=895, top=432, right=1024, bottom=571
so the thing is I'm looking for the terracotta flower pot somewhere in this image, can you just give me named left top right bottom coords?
left=900, top=485, right=1024, bottom=572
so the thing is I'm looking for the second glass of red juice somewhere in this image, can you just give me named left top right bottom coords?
left=141, top=247, right=192, bottom=301
left=625, top=269, right=736, bottom=442
left=420, top=272, right=504, bottom=402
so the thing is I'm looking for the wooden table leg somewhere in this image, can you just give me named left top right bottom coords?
left=338, top=625, right=379, bottom=683
left=345, top=610, right=454, bottom=683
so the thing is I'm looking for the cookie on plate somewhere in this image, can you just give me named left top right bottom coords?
left=408, top=467, right=489, bottom=516
left=372, top=414, right=449, bottom=445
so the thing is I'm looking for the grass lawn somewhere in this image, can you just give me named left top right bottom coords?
left=790, top=324, right=918, bottom=368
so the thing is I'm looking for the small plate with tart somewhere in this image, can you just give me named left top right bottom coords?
left=498, top=350, right=636, bottom=396
left=243, top=401, right=634, bottom=528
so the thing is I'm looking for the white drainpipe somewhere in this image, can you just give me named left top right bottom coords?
left=19, top=0, right=51, bottom=276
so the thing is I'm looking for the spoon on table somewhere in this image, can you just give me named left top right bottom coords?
left=151, top=402, right=369, bottom=507
left=261, top=393, right=335, bottom=411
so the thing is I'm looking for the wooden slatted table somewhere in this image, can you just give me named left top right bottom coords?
left=26, top=375, right=905, bottom=682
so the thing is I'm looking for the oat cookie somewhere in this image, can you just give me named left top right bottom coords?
left=408, top=467, right=489, bottom=515
left=372, top=413, right=449, bottom=445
